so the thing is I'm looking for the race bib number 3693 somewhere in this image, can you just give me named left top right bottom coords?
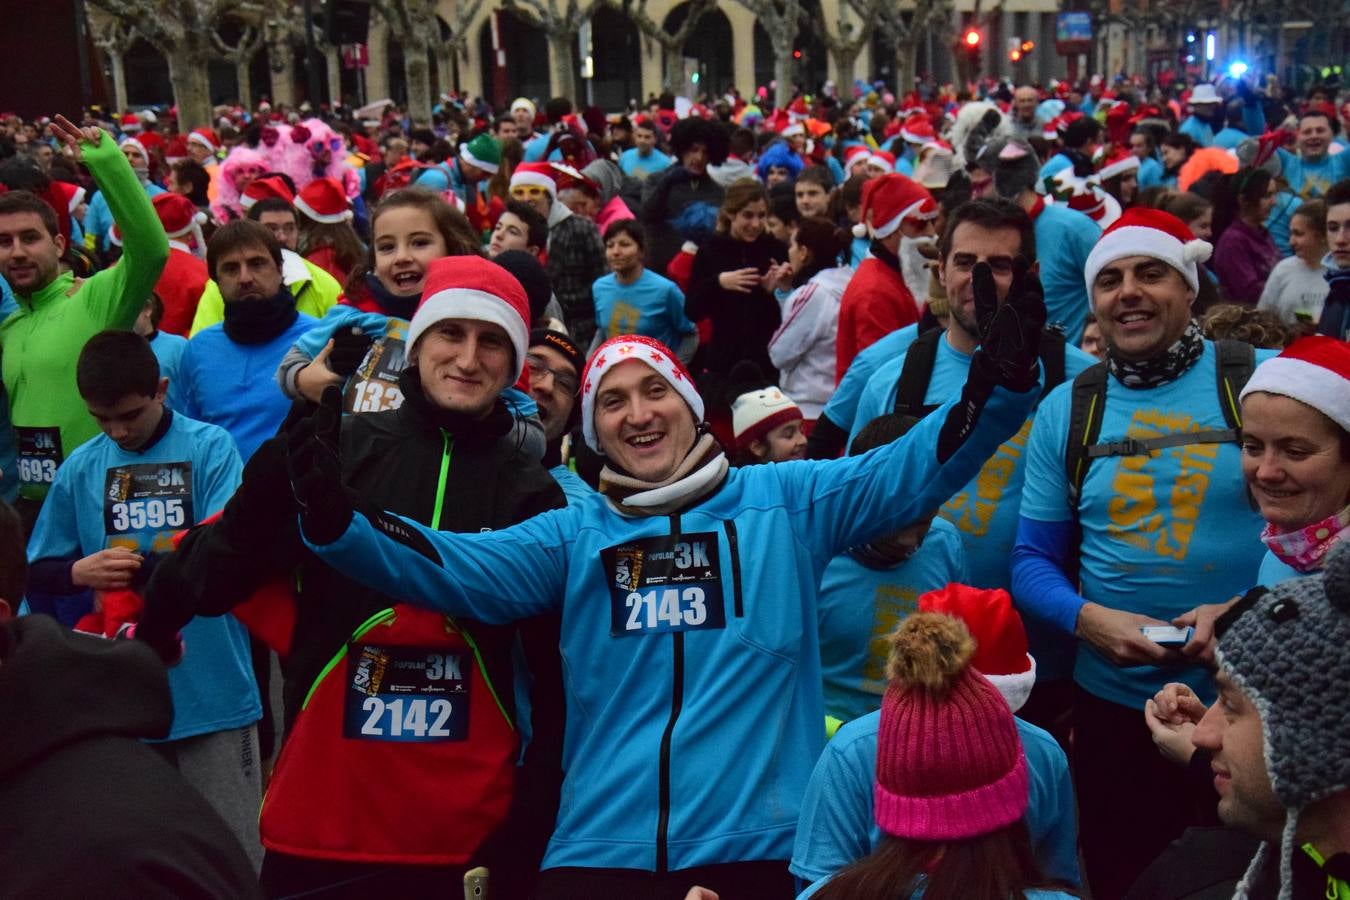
left=343, top=645, right=470, bottom=742
left=103, top=462, right=194, bottom=535
left=602, top=532, right=727, bottom=637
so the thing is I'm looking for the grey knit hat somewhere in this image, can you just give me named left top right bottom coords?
left=975, top=136, right=1041, bottom=201
left=1215, top=539, right=1350, bottom=899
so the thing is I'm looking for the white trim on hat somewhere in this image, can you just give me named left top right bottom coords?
left=1084, top=224, right=1212, bottom=302
left=460, top=142, right=500, bottom=175
left=294, top=194, right=353, bottom=224
left=1098, top=154, right=1141, bottom=181
left=406, top=287, right=529, bottom=375
left=868, top=153, right=895, bottom=174
left=984, top=654, right=1037, bottom=715
left=1239, top=356, right=1350, bottom=433
left=67, top=186, right=86, bottom=213
left=510, top=170, right=556, bottom=198
left=873, top=198, right=936, bottom=240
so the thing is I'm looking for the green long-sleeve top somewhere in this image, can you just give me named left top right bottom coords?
left=1, top=131, right=168, bottom=502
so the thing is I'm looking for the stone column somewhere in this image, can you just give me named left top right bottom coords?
left=719, top=0, right=758, bottom=96
left=365, top=19, right=392, bottom=102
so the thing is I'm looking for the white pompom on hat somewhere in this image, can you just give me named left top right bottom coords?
left=405, top=256, right=532, bottom=377
left=731, top=386, right=803, bottom=451
left=1083, top=207, right=1213, bottom=304
left=1239, top=335, right=1350, bottom=434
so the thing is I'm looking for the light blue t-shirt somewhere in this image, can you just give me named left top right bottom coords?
left=84, top=182, right=165, bottom=253
left=821, top=324, right=918, bottom=433
left=592, top=268, right=695, bottom=350
left=619, top=147, right=673, bottom=180
left=1034, top=202, right=1101, bottom=344
left=1266, top=150, right=1350, bottom=256
left=790, top=710, right=1081, bottom=891
left=817, top=518, right=967, bottom=723
left=1178, top=115, right=1215, bottom=148
left=170, top=314, right=317, bottom=463
left=149, top=330, right=188, bottom=394
left=26, top=411, right=261, bottom=740
left=850, top=336, right=1095, bottom=680
left=550, top=463, right=593, bottom=505
left=1019, top=342, right=1276, bottom=707
left=1137, top=156, right=1165, bottom=190
left=1257, top=550, right=1303, bottom=587
left=1211, top=127, right=1248, bottom=150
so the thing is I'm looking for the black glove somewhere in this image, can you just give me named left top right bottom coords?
left=326, top=325, right=373, bottom=378
left=971, top=258, right=1046, bottom=393
left=286, top=385, right=352, bottom=545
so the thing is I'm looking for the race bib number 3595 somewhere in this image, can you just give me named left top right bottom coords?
left=103, top=462, right=194, bottom=535
left=343, top=645, right=470, bottom=742
left=602, top=532, right=727, bottom=637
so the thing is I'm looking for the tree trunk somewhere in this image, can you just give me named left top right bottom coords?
left=167, top=47, right=212, bottom=128
left=404, top=38, right=434, bottom=123
left=108, top=49, right=129, bottom=112
left=326, top=44, right=342, bottom=105
left=773, top=41, right=793, bottom=107
left=662, top=42, right=685, bottom=95
left=832, top=46, right=859, bottom=93
left=270, top=40, right=296, bottom=105
left=549, top=31, right=579, bottom=102
left=895, top=37, right=917, bottom=94
left=236, top=59, right=253, bottom=107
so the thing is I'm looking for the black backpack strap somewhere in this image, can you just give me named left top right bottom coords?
left=1064, top=361, right=1109, bottom=512
left=1213, top=339, right=1257, bottom=432
left=1038, top=327, right=1068, bottom=403
left=892, top=328, right=943, bottom=418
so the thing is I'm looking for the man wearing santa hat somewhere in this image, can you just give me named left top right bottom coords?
left=835, top=173, right=937, bottom=379
left=1012, top=206, right=1279, bottom=897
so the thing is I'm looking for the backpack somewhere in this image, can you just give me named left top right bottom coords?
left=892, top=326, right=1068, bottom=418
left=1062, top=339, right=1255, bottom=512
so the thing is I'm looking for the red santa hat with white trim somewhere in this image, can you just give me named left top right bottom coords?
left=188, top=127, right=220, bottom=155
left=1097, top=146, right=1140, bottom=181
left=119, top=113, right=142, bottom=133
left=917, top=584, right=1037, bottom=714
left=509, top=161, right=558, bottom=200
left=405, top=255, right=531, bottom=377
left=118, top=134, right=149, bottom=161
left=852, top=173, right=938, bottom=239
left=1239, top=336, right=1350, bottom=434
left=579, top=335, right=703, bottom=452
left=240, top=174, right=296, bottom=210
left=732, top=386, right=802, bottom=452
left=900, top=115, right=935, bottom=145
left=843, top=144, right=872, bottom=171
left=867, top=149, right=896, bottom=174
left=295, top=177, right=352, bottom=224
left=150, top=191, right=207, bottom=250
left=1083, top=207, right=1212, bottom=302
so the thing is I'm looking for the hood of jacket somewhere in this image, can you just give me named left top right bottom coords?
left=0, top=615, right=172, bottom=777
left=581, top=159, right=623, bottom=203
left=547, top=197, right=574, bottom=229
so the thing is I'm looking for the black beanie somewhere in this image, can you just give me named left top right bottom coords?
left=529, top=328, right=585, bottom=378
left=494, top=250, right=553, bottom=323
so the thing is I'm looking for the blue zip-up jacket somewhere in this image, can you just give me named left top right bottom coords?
left=303, top=380, right=1036, bottom=871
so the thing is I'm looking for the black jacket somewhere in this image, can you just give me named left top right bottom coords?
left=686, top=231, right=789, bottom=381
left=1125, top=826, right=1335, bottom=900
left=0, top=615, right=261, bottom=900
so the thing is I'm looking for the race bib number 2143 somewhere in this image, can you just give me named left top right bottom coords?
left=602, top=532, right=727, bottom=637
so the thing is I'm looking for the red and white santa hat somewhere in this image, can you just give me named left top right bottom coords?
left=1239, top=336, right=1350, bottom=434
left=731, top=386, right=802, bottom=451
left=295, top=177, right=352, bottom=224
left=163, top=134, right=189, bottom=165
left=240, top=174, right=296, bottom=209
left=48, top=180, right=85, bottom=215
left=867, top=149, right=896, bottom=174
left=1097, top=146, right=1140, bottom=181
left=151, top=191, right=208, bottom=249
left=118, top=134, right=149, bottom=161
left=579, top=335, right=703, bottom=452
left=1083, top=207, right=1213, bottom=301
left=510, top=161, right=558, bottom=200
left=917, top=584, right=1037, bottom=714
left=119, top=112, right=142, bottom=133
left=852, top=172, right=938, bottom=239
left=900, top=115, right=935, bottom=145
left=843, top=144, right=872, bottom=171
left=188, top=127, right=220, bottom=154
left=406, top=256, right=531, bottom=375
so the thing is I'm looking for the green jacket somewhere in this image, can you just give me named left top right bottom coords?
left=1, top=131, right=168, bottom=502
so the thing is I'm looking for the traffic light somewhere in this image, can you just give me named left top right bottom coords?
left=963, top=29, right=982, bottom=48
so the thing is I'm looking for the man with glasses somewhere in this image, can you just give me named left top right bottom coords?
left=511, top=162, right=606, bottom=347
left=526, top=328, right=591, bottom=502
